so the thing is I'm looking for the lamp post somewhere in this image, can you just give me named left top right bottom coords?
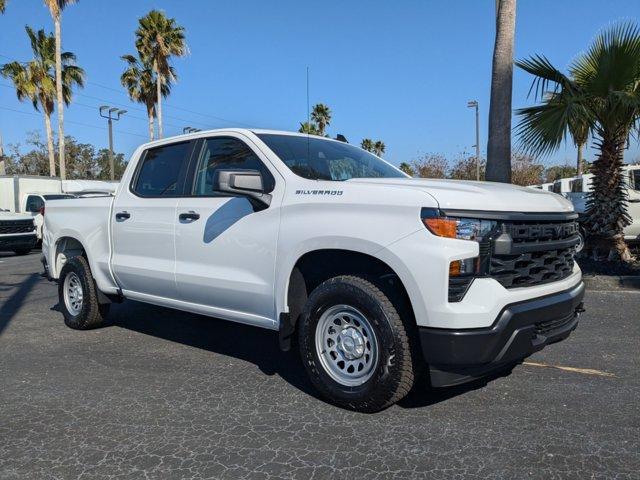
left=467, top=100, right=480, bottom=181
left=99, top=106, right=126, bottom=180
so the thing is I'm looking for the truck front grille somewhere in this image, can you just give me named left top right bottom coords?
left=0, top=220, right=35, bottom=234
left=489, top=218, right=578, bottom=289
left=490, top=246, right=575, bottom=289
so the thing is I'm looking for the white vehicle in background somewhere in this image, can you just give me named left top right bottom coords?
left=530, top=182, right=554, bottom=192
left=551, top=177, right=574, bottom=197
left=22, top=193, right=77, bottom=240
left=0, top=210, right=37, bottom=255
left=42, top=129, right=585, bottom=412
left=565, top=166, right=640, bottom=244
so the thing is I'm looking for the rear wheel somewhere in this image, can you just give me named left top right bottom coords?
left=58, top=256, right=109, bottom=330
left=298, top=275, right=417, bottom=412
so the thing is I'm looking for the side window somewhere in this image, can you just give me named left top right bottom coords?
left=192, top=137, right=275, bottom=196
left=26, top=195, right=44, bottom=212
left=570, top=179, right=582, bottom=193
left=631, top=170, right=640, bottom=191
left=133, top=141, right=192, bottom=197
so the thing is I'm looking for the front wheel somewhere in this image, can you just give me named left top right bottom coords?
left=58, top=256, right=110, bottom=330
left=298, top=275, right=417, bottom=412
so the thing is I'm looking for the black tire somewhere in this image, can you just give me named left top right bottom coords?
left=58, top=256, right=110, bottom=330
left=12, top=247, right=31, bottom=256
left=298, top=275, right=417, bottom=413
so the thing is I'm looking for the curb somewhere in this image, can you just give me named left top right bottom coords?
left=583, top=275, right=640, bottom=291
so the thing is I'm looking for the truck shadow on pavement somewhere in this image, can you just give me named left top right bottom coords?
left=108, top=299, right=507, bottom=410
left=0, top=273, right=40, bottom=336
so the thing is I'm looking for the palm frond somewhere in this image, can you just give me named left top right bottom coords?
left=515, top=54, right=575, bottom=101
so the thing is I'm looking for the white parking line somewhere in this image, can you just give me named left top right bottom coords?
left=523, top=361, right=616, bottom=377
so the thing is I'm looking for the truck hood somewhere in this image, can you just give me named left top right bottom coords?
left=0, top=211, right=33, bottom=221
left=347, top=178, right=574, bottom=213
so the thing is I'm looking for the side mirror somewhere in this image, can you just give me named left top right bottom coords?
left=215, top=170, right=272, bottom=207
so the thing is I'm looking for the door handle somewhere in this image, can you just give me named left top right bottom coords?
left=115, top=211, right=130, bottom=220
left=179, top=211, right=200, bottom=221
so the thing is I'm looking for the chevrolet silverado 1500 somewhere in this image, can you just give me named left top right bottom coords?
left=42, top=129, right=585, bottom=412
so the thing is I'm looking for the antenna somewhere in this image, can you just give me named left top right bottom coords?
left=307, top=66, right=311, bottom=126
left=306, top=66, right=311, bottom=162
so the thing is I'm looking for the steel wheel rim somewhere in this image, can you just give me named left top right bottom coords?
left=315, top=304, right=378, bottom=387
left=63, top=272, right=83, bottom=316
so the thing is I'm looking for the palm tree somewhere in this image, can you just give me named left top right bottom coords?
left=311, top=104, right=331, bottom=136
left=361, top=138, right=374, bottom=152
left=298, top=121, right=319, bottom=135
left=486, top=0, right=517, bottom=183
left=0, top=0, right=6, bottom=13
left=44, top=0, right=79, bottom=180
left=121, top=54, right=173, bottom=140
left=1, top=26, right=83, bottom=177
left=515, top=22, right=640, bottom=261
left=569, top=120, right=589, bottom=176
left=135, top=10, right=187, bottom=139
left=373, top=140, right=386, bottom=157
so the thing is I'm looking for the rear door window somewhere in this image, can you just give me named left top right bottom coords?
left=133, top=141, right=193, bottom=197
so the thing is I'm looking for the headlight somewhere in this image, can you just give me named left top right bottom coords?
left=421, top=208, right=497, bottom=241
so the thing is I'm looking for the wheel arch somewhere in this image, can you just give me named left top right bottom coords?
left=278, top=247, right=418, bottom=350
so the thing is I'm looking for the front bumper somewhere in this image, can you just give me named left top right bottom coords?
left=419, top=281, right=585, bottom=387
left=0, top=234, right=37, bottom=252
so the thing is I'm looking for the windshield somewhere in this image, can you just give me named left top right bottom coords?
left=257, top=134, right=406, bottom=181
left=43, top=194, right=76, bottom=200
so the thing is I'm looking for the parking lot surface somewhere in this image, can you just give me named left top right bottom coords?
left=1, top=251, right=638, bottom=479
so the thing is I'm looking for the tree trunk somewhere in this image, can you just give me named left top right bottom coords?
left=576, top=142, right=584, bottom=176
left=54, top=14, right=66, bottom=180
left=156, top=70, right=163, bottom=139
left=147, top=105, right=155, bottom=140
left=486, top=0, right=516, bottom=183
left=585, top=134, right=633, bottom=261
left=43, top=110, right=56, bottom=177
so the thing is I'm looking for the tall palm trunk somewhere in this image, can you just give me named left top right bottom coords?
left=146, top=105, right=155, bottom=140
left=585, top=134, right=632, bottom=261
left=53, top=14, right=66, bottom=179
left=43, top=108, right=56, bottom=177
left=576, top=142, right=584, bottom=176
left=155, top=67, right=163, bottom=139
left=486, top=0, right=516, bottom=183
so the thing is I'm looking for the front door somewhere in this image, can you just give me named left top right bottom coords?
left=111, top=140, right=195, bottom=299
left=174, top=134, right=282, bottom=327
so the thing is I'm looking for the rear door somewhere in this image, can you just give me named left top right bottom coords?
left=174, top=134, right=282, bottom=326
left=111, top=140, right=196, bottom=299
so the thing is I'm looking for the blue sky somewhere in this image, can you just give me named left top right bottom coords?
left=1, top=0, right=639, bottom=168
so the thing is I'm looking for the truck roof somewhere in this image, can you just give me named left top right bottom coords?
left=134, top=128, right=350, bottom=150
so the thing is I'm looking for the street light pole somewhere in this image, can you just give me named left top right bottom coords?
left=467, top=100, right=480, bottom=181
left=99, top=106, right=127, bottom=181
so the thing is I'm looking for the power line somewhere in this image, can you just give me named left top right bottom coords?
left=0, top=105, right=148, bottom=139
left=0, top=52, right=257, bottom=128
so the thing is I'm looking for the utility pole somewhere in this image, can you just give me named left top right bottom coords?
left=467, top=100, right=480, bottom=181
left=0, top=133, right=5, bottom=176
left=182, top=127, right=201, bottom=134
left=99, top=106, right=126, bottom=180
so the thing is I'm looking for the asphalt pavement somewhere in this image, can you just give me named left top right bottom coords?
left=0, top=251, right=638, bottom=479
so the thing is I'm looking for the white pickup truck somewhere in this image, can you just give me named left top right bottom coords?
left=43, top=129, right=585, bottom=412
left=0, top=210, right=37, bottom=255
